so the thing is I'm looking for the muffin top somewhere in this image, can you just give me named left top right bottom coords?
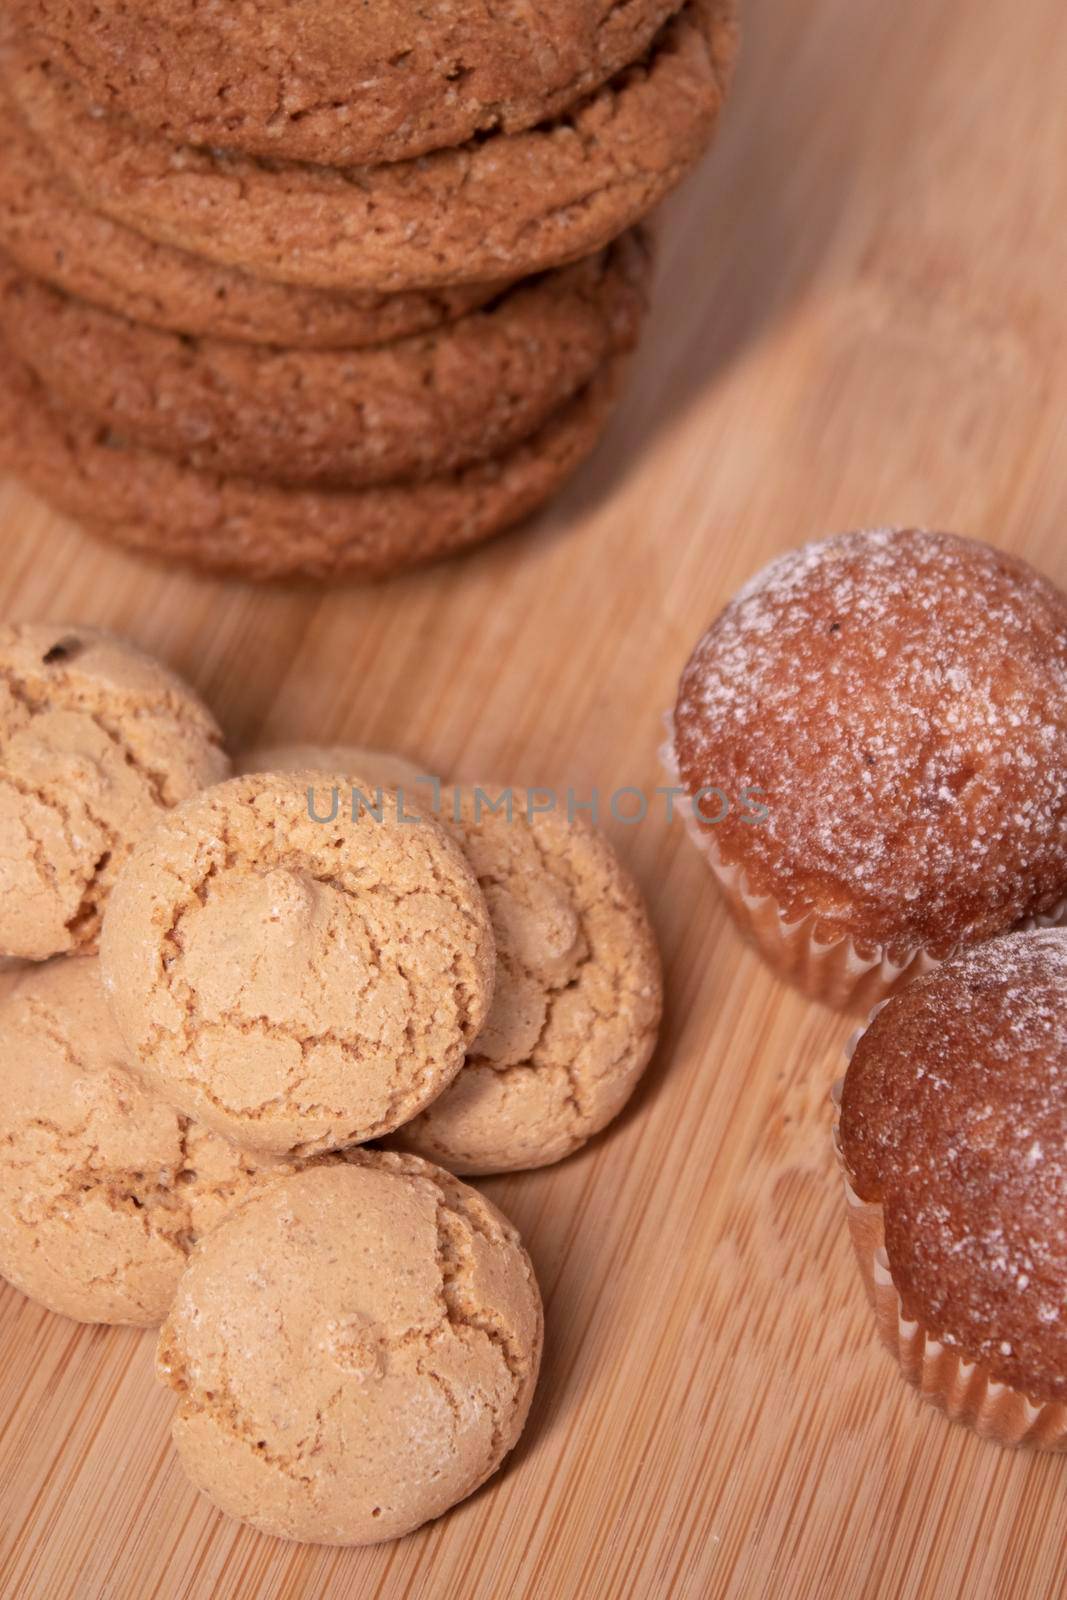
left=673, top=529, right=1067, bottom=957
left=99, top=772, right=496, bottom=1156
left=0, top=621, right=228, bottom=959
left=839, top=928, right=1067, bottom=1402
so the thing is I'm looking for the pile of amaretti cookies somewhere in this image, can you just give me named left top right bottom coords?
left=0, top=620, right=663, bottom=1545
left=0, top=0, right=738, bottom=581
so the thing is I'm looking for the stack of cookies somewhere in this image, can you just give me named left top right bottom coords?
left=0, top=620, right=663, bottom=1543
left=0, top=0, right=739, bottom=581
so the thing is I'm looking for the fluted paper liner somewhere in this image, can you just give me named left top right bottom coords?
left=661, top=716, right=1067, bottom=1016
left=831, top=1073, right=1067, bottom=1451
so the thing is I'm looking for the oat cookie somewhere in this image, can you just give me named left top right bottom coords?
left=393, top=788, right=663, bottom=1174
left=0, top=621, right=228, bottom=961
left=157, top=1154, right=542, bottom=1544
left=0, top=87, right=506, bottom=347
left=11, top=0, right=681, bottom=167
left=0, top=234, right=649, bottom=486
left=0, top=346, right=621, bottom=581
left=0, top=957, right=296, bottom=1325
left=99, top=773, right=496, bottom=1156
left=2, top=1, right=737, bottom=292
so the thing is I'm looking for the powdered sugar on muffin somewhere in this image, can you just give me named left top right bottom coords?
left=674, top=529, right=1067, bottom=958
left=840, top=928, right=1067, bottom=1401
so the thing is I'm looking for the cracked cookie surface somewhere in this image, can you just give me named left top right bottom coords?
left=0, top=621, right=228, bottom=960
left=0, top=345, right=621, bottom=581
left=0, top=83, right=508, bottom=348
left=99, top=772, right=496, bottom=1156
left=9, top=0, right=680, bottom=166
left=0, top=233, right=649, bottom=487
left=0, top=956, right=296, bottom=1325
left=1, top=0, right=737, bottom=292
left=392, top=788, right=662, bottom=1174
left=156, top=1154, right=542, bottom=1545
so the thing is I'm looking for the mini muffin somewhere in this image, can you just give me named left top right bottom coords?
left=235, top=743, right=429, bottom=797
left=0, top=956, right=295, bottom=1326
left=837, top=928, right=1067, bottom=1447
left=0, top=621, right=228, bottom=960
left=392, top=787, right=662, bottom=1174
left=670, top=529, right=1067, bottom=1012
left=99, top=773, right=496, bottom=1156
left=157, top=1154, right=543, bottom=1545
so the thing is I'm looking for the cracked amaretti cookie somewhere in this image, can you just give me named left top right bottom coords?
left=156, top=1154, right=543, bottom=1545
left=99, top=773, right=496, bottom=1156
left=0, top=621, right=228, bottom=961
left=0, top=956, right=295, bottom=1326
left=837, top=928, right=1067, bottom=1448
left=1, top=0, right=737, bottom=292
left=670, top=528, right=1067, bottom=1012
left=392, top=788, right=662, bottom=1174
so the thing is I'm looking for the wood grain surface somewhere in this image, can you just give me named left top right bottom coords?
left=2, top=0, right=1067, bottom=1594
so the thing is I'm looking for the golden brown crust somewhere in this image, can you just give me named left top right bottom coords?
left=0, top=234, right=650, bottom=487
left=11, top=0, right=681, bottom=166
left=1, top=1, right=737, bottom=292
left=0, top=344, right=623, bottom=582
left=0, top=83, right=508, bottom=347
left=673, top=529, right=1067, bottom=958
left=839, top=929, right=1067, bottom=1402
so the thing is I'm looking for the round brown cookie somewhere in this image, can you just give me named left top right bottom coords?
left=0, top=346, right=622, bottom=582
left=0, top=621, right=228, bottom=961
left=1, top=0, right=738, bottom=292
left=391, top=788, right=662, bottom=1174
left=0, top=86, right=508, bottom=347
left=0, top=956, right=300, bottom=1326
left=99, top=772, right=497, bottom=1157
left=0, top=233, right=650, bottom=487
left=11, top=0, right=682, bottom=168
left=157, top=1154, right=542, bottom=1545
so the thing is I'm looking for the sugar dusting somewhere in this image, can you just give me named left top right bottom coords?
left=674, top=529, right=1067, bottom=951
left=842, top=927, right=1067, bottom=1400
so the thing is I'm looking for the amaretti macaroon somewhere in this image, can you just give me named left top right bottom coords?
left=392, top=787, right=662, bottom=1174
left=0, top=956, right=295, bottom=1326
left=836, top=928, right=1067, bottom=1447
left=99, top=772, right=496, bottom=1155
left=157, top=1154, right=543, bottom=1544
left=0, top=621, right=228, bottom=960
left=670, top=528, right=1067, bottom=1011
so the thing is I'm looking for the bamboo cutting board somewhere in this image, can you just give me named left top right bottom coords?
left=2, top=0, right=1067, bottom=1594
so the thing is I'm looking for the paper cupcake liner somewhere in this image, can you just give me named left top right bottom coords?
left=831, top=1072, right=1067, bottom=1450
left=661, top=715, right=1067, bottom=1015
